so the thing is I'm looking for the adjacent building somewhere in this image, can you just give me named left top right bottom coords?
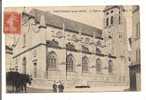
left=5, top=45, right=13, bottom=72
left=129, top=6, right=140, bottom=91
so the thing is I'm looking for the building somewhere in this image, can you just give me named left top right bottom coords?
left=129, top=6, right=140, bottom=91
left=5, top=45, right=14, bottom=72
left=10, top=6, right=130, bottom=91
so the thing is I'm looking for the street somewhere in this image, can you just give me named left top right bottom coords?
left=7, top=85, right=129, bottom=93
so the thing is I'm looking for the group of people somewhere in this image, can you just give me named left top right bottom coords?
left=6, top=71, right=32, bottom=93
left=52, top=80, right=64, bottom=93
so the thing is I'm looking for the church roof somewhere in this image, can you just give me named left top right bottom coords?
left=23, top=9, right=102, bottom=39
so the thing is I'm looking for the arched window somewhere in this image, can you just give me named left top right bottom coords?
left=119, top=11, right=121, bottom=24
left=22, top=57, right=26, bottom=74
left=66, top=54, right=74, bottom=72
left=96, top=58, right=101, bottom=72
left=119, top=16, right=121, bottom=24
left=111, top=16, right=113, bottom=25
left=108, top=60, right=113, bottom=73
left=106, top=18, right=109, bottom=26
left=47, top=51, right=57, bottom=70
left=82, top=56, right=89, bottom=72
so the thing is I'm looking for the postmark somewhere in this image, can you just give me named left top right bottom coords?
left=4, top=11, right=21, bottom=34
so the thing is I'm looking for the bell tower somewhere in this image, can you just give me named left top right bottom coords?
left=103, top=6, right=127, bottom=57
left=103, top=6, right=129, bottom=83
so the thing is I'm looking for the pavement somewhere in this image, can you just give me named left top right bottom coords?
left=7, top=85, right=129, bottom=93
left=27, top=87, right=53, bottom=93
left=64, top=86, right=129, bottom=92
left=7, top=86, right=53, bottom=93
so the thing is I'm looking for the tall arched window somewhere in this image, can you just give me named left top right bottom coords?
left=96, top=58, right=101, bottom=72
left=119, top=11, right=121, bottom=24
left=82, top=56, right=89, bottom=72
left=111, top=16, right=113, bottom=25
left=106, top=18, right=109, bottom=26
left=22, top=57, right=26, bottom=74
left=66, top=54, right=74, bottom=72
left=119, top=16, right=121, bottom=24
left=108, top=60, right=113, bottom=73
left=47, top=51, right=57, bottom=70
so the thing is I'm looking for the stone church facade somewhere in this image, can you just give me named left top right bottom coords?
left=12, top=6, right=129, bottom=90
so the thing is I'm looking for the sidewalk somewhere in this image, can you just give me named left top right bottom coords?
left=27, top=85, right=129, bottom=93
left=64, top=86, right=129, bottom=92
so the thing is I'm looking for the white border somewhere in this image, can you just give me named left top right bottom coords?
left=2, top=0, right=146, bottom=100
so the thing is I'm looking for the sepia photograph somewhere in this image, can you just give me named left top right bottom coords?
left=4, top=6, right=140, bottom=93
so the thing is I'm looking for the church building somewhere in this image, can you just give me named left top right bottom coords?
left=12, top=6, right=129, bottom=91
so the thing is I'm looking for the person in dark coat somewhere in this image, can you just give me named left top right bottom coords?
left=52, top=81, right=57, bottom=93
left=58, top=81, right=64, bottom=93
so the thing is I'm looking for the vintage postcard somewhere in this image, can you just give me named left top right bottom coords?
left=4, top=6, right=140, bottom=93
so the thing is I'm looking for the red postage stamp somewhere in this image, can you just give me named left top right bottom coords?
left=4, top=11, right=21, bottom=34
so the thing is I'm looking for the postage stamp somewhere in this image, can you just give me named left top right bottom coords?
left=4, top=11, right=21, bottom=34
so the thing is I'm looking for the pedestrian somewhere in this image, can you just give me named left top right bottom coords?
left=58, top=81, right=64, bottom=93
left=56, top=81, right=60, bottom=92
left=52, top=81, right=57, bottom=93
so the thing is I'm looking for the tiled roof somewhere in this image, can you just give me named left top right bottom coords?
left=23, top=9, right=102, bottom=39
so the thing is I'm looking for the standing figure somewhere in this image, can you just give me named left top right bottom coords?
left=58, top=81, right=64, bottom=93
left=52, top=81, right=57, bottom=93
